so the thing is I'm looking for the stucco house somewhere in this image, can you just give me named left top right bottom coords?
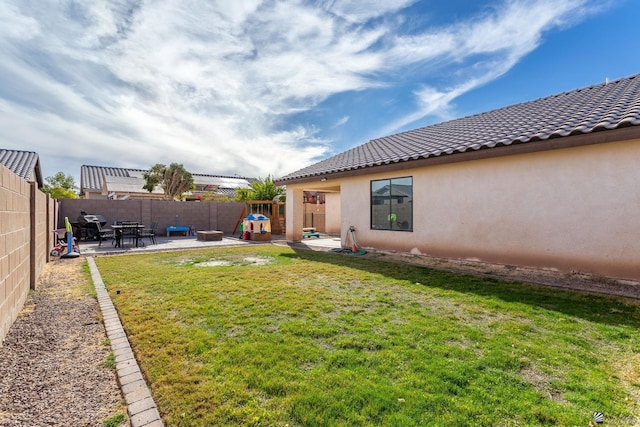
left=277, top=74, right=640, bottom=281
left=80, top=165, right=253, bottom=200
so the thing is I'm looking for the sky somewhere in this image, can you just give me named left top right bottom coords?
left=1, top=0, right=639, bottom=186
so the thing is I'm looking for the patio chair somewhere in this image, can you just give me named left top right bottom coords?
left=118, top=221, right=139, bottom=245
left=94, top=222, right=114, bottom=246
left=139, top=221, right=158, bottom=245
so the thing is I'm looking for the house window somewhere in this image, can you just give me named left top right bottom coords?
left=370, top=176, right=413, bottom=231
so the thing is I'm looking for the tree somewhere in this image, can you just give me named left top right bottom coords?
left=143, top=163, right=195, bottom=201
left=234, top=188, right=252, bottom=201
left=42, top=172, right=77, bottom=199
left=234, top=175, right=285, bottom=202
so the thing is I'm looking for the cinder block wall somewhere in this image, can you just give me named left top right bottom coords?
left=31, top=185, right=52, bottom=288
left=0, top=165, right=56, bottom=343
left=59, top=199, right=247, bottom=235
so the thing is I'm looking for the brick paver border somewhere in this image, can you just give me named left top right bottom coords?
left=87, top=257, right=163, bottom=427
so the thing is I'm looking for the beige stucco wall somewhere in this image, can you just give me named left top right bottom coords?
left=286, top=188, right=305, bottom=241
left=287, top=138, right=640, bottom=280
left=325, top=192, right=341, bottom=234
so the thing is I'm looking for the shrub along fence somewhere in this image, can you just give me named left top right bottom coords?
left=0, top=164, right=57, bottom=343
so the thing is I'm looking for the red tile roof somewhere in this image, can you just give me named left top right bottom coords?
left=278, top=73, right=640, bottom=183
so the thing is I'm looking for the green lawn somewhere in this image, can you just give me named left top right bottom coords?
left=94, top=246, right=640, bottom=426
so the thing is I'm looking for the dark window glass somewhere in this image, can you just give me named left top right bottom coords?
left=370, top=176, right=412, bottom=231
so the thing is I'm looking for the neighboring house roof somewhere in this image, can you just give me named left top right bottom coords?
left=80, top=165, right=252, bottom=197
left=81, top=165, right=147, bottom=193
left=372, top=184, right=412, bottom=199
left=193, top=174, right=253, bottom=189
left=278, top=73, right=640, bottom=183
left=0, top=149, right=44, bottom=187
left=103, top=175, right=164, bottom=195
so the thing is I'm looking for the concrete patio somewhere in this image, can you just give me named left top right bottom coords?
left=75, top=233, right=343, bottom=256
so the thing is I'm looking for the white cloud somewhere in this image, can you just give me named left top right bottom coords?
left=321, top=0, right=417, bottom=22
left=0, top=0, right=605, bottom=181
left=0, top=3, right=40, bottom=41
left=380, top=0, right=597, bottom=133
left=333, top=116, right=350, bottom=127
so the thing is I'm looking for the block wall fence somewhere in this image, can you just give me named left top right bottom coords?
left=1, top=190, right=250, bottom=342
left=59, top=199, right=247, bottom=237
left=0, top=164, right=57, bottom=343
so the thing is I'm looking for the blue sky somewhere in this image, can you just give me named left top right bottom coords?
left=1, top=0, right=639, bottom=185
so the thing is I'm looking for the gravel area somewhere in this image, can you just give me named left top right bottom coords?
left=0, top=258, right=128, bottom=427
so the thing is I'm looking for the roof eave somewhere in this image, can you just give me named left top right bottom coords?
left=277, top=126, right=640, bottom=186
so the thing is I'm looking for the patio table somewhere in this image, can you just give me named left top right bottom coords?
left=112, top=223, right=145, bottom=248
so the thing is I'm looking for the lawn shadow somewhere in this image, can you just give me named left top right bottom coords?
left=285, top=248, right=640, bottom=329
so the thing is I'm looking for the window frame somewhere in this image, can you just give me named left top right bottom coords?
left=370, top=176, right=413, bottom=232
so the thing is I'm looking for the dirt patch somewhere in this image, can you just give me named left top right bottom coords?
left=0, top=258, right=127, bottom=426
left=193, top=256, right=272, bottom=267
left=242, top=256, right=271, bottom=266
left=519, top=366, right=566, bottom=403
left=285, top=241, right=640, bottom=299
left=194, top=260, right=232, bottom=267
left=361, top=251, right=640, bottom=300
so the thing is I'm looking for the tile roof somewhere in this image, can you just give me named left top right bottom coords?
left=104, top=175, right=164, bottom=195
left=278, top=73, right=640, bottom=183
left=81, top=165, right=146, bottom=192
left=80, top=165, right=253, bottom=194
left=193, top=174, right=253, bottom=189
left=0, top=149, right=43, bottom=186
